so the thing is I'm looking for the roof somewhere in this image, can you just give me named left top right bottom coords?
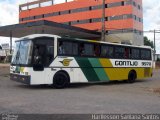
left=0, top=20, right=101, bottom=39
left=20, top=34, right=59, bottom=40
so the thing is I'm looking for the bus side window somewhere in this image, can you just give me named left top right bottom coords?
left=131, top=48, right=140, bottom=59
left=58, top=41, right=65, bottom=55
left=101, top=45, right=107, bottom=57
left=79, top=43, right=85, bottom=56
left=125, top=47, right=130, bottom=59
left=94, top=44, right=100, bottom=57
left=33, top=45, right=45, bottom=65
left=101, top=45, right=113, bottom=58
left=46, top=46, right=54, bottom=66
left=141, top=49, right=151, bottom=60
left=115, top=47, right=125, bottom=59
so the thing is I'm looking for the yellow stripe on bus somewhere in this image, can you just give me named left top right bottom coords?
left=99, top=59, right=113, bottom=67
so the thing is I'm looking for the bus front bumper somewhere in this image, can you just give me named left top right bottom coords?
left=10, top=73, right=31, bottom=85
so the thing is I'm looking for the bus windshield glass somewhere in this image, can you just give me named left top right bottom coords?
left=11, top=40, right=33, bottom=65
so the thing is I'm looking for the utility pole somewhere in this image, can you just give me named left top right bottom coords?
left=153, top=29, right=156, bottom=62
left=101, top=0, right=105, bottom=41
left=10, top=31, right=12, bottom=54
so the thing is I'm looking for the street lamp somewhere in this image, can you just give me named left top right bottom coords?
left=148, top=29, right=160, bottom=68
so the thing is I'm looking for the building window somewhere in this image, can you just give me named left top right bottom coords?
left=92, top=18, right=101, bottom=23
left=105, top=4, right=108, bottom=8
left=53, top=12, right=59, bottom=16
left=133, top=15, right=136, bottom=20
left=121, top=1, right=125, bottom=6
left=60, top=10, right=69, bottom=15
left=133, top=1, right=136, bottom=7
left=138, top=5, right=141, bottom=10
left=44, top=13, right=53, bottom=17
left=89, top=6, right=92, bottom=10
left=108, top=2, right=122, bottom=8
left=125, top=0, right=132, bottom=5
left=71, top=7, right=89, bottom=13
left=91, top=5, right=102, bottom=10
left=35, top=15, right=42, bottom=19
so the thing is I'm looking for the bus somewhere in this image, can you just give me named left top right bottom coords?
left=10, top=34, right=153, bottom=88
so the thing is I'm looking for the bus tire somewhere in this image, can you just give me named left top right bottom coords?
left=128, top=70, right=136, bottom=83
left=53, top=71, right=70, bottom=89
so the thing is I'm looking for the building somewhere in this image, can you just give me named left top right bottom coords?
left=19, top=0, right=143, bottom=45
left=155, top=54, right=160, bottom=61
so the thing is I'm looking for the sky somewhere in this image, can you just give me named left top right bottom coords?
left=0, top=0, right=160, bottom=53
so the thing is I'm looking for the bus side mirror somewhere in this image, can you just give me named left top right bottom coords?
left=33, top=64, right=44, bottom=71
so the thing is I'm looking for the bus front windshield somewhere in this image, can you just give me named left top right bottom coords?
left=11, top=40, right=33, bottom=65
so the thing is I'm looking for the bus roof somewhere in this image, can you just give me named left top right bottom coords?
left=18, top=34, right=152, bottom=50
left=61, top=36, right=152, bottom=50
left=19, top=34, right=59, bottom=40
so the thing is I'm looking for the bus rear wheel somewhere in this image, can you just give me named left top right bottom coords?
left=53, top=71, right=70, bottom=89
left=128, top=70, right=136, bottom=83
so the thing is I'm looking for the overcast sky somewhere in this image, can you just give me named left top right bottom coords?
left=0, top=0, right=159, bottom=53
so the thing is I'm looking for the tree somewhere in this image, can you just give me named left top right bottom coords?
left=144, top=36, right=154, bottom=48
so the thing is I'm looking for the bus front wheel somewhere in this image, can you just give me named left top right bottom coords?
left=53, top=71, right=70, bottom=89
left=128, top=70, right=136, bottom=83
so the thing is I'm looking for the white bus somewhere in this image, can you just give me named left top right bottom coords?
left=10, top=34, right=153, bottom=88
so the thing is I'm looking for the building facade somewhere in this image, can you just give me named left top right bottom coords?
left=155, top=54, right=160, bottom=61
left=19, top=0, right=143, bottom=45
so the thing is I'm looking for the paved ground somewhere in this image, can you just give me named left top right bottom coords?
left=0, top=64, right=160, bottom=115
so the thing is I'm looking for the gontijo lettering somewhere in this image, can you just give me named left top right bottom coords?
left=115, top=61, right=138, bottom=66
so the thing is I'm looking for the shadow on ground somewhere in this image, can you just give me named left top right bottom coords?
left=14, top=79, right=149, bottom=90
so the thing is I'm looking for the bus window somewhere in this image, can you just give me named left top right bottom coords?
left=46, top=46, right=54, bottom=66
left=94, top=44, right=100, bottom=57
left=63, top=42, right=72, bottom=55
left=58, top=41, right=65, bottom=54
left=79, top=43, right=85, bottom=56
left=33, top=45, right=45, bottom=65
left=125, top=47, right=130, bottom=59
left=58, top=40, right=78, bottom=56
left=72, top=42, right=78, bottom=55
left=141, top=49, right=151, bottom=60
left=33, top=38, right=54, bottom=67
left=131, top=48, right=140, bottom=59
left=84, top=43, right=94, bottom=56
left=101, top=45, right=113, bottom=58
left=79, top=43, right=94, bottom=56
left=115, top=47, right=125, bottom=59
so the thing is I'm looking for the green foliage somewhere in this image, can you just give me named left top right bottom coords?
left=144, top=36, right=154, bottom=48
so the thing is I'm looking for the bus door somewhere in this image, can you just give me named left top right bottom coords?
left=32, top=38, right=54, bottom=84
